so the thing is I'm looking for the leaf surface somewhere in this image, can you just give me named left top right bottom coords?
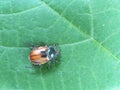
left=0, top=0, right=120, bottom=90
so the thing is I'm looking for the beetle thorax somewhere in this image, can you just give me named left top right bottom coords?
left=47, top=47, right=56, bottom=60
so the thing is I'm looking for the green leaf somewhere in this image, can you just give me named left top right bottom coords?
left=0, top=0, right=120, bottom=90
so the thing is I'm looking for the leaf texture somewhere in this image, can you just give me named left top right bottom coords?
left=0, top=0, right=120, bottom=90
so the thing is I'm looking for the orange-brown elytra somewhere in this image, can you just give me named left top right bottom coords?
left=29, top=45, right=59, bottom=66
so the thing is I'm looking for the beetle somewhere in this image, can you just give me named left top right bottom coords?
left=29, top=45, right=59, bottom=66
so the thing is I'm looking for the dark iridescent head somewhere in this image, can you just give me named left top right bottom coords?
left=47, top=45, right=59, bottom=60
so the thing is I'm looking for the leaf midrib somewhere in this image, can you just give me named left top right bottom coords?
left=0, top=0, right=119, bottom=61
left=41, top=0, right=119, bottom=61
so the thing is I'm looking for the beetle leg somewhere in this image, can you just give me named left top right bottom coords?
left=47, top=61, right=51, bottom=69
left=32, top=62, right=41, bottom=66
left=25, top=66, right=34, bottom=68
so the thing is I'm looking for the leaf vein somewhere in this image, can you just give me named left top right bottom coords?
left=60, top=38, right=92, bottom=47
left=100, top=30, right=120, bottom=44
left=0, top=5, right=41, bottom=16
left=42, top=0, right=120, bottom=61
left=88, top=0, right=94, bottom=37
